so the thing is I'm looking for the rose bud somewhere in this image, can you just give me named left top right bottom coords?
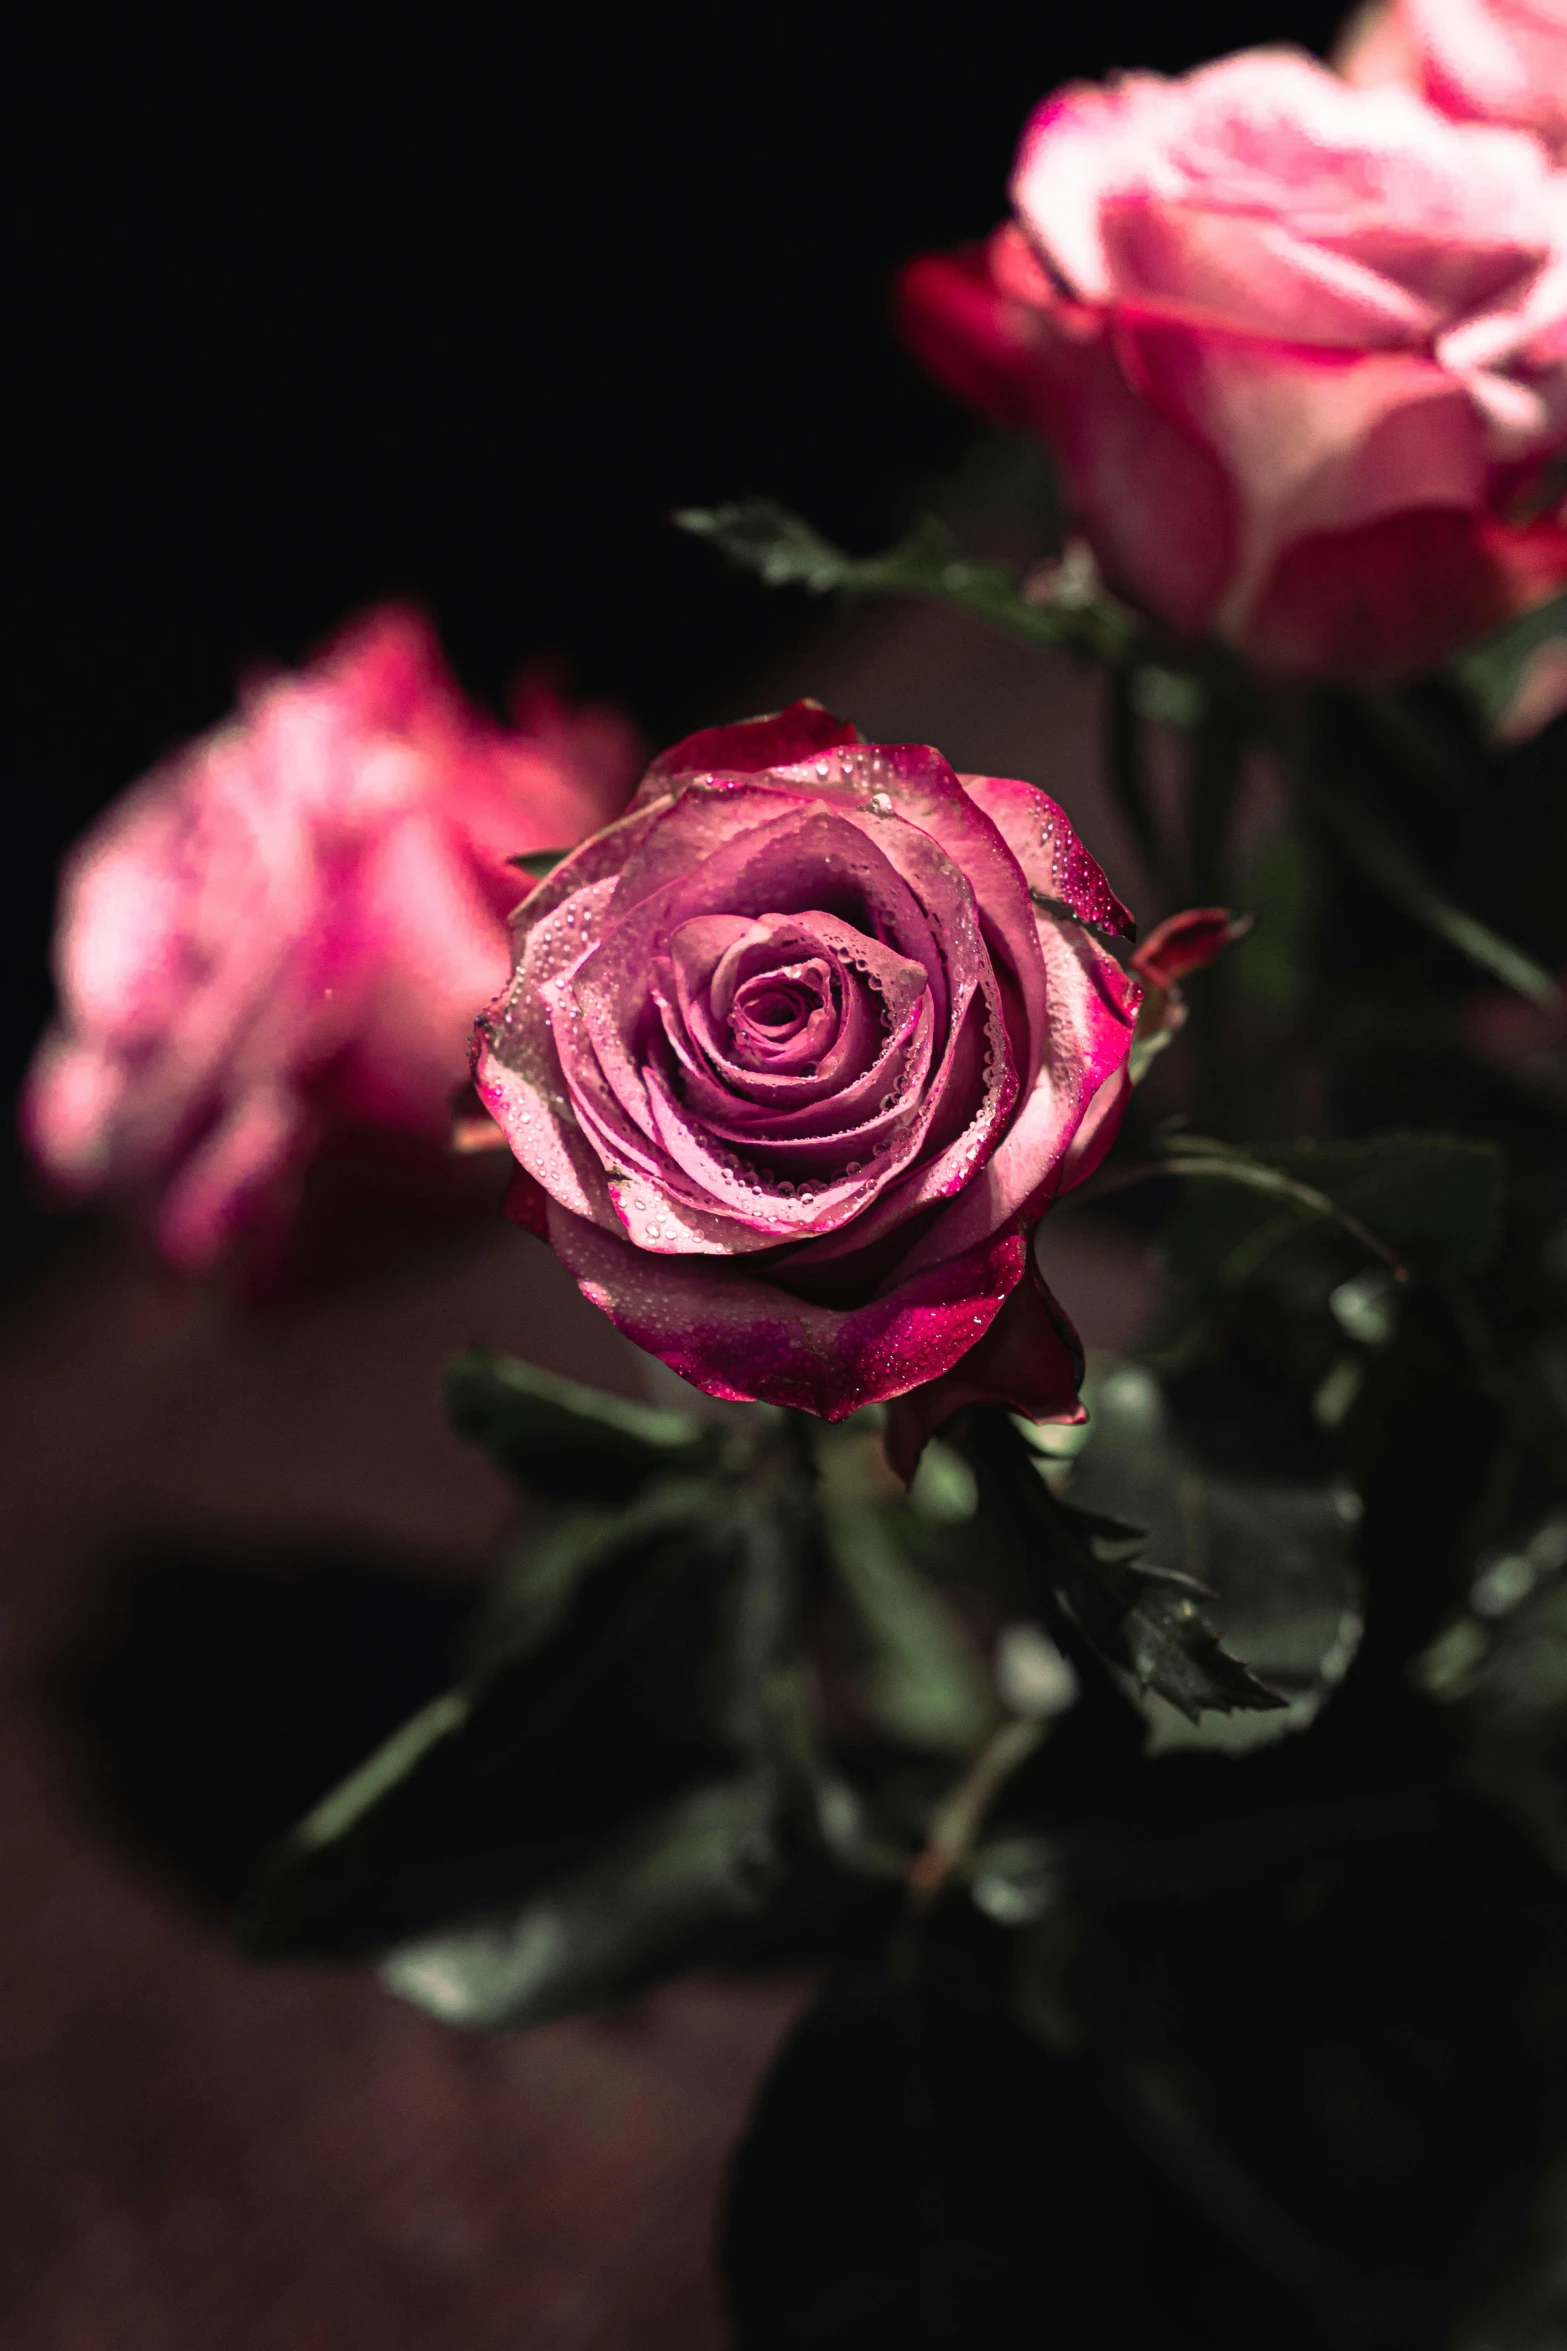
left=473, top=702, right=1141, bottom=1457
left=24, top=608, right=641, bottom=1270
left=1340, top=0, right=1567, bottom=160
left=898, top=48, right=1567, bottom=680
left=1131, top=907, right=1252, bottom=992
left=1128, top=906, right=1253, bottom=1081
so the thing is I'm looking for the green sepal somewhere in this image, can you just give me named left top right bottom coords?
left=1046, top=1494, right=1289, bottom=1726
left=961, top=1409, right=1286, bottom=1724
left=379, top=1774, right=779, bottom=2032
left=444, top=1346, right=722, bottom=1502
left=239, top=1477, right=791, bottom=1962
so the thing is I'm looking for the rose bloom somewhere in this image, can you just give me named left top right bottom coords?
left=1341, top=0, right=1567, bottom=159
left=898, top=48, right=1567, bottom=679
left=25, top=608, right=640, bottom=1269
left=474, top=702, right=1140, bottom=1459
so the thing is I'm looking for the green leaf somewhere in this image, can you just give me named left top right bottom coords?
left=960, top=1409, right=1286, bottom=1724
left=1053, top=1498, right=1289, bottom=1727
left=1124, top=1133, right=1406, bottom=1281
left=379, top=1775, right=779, bottom=2032
left=1450, top=591, right=1567, bottom=744
left=822, top=1497, right=997, bottom=1757
left=1260, top=1134, right=1505, bottom=1281
left=1137, top=1129, right=1505, bottom=1286
left=1067, top=1359, right=1364, bottom=1754
left=1313, top=771, right=1559, bottom=1004
left=1113, top=1556, right=1295, bottom=1726
left=444, top=1346, right=721, bottom=1502
left=674, top=498, right=1139, bottom=665
left=240, top=1478, right=792, bottom=1961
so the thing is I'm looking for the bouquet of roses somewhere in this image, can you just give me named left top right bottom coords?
left=32, top=8, right=1567, bottom=2342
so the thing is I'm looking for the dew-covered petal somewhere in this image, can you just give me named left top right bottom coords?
left=639, top=701, right=861, bottom=799
left=568, top=801, right=950, bottom=1150
left=670, top=909, right=926, bottom=1091
left=473, top=875, right=626, bottom=1232
left=882, top=1248, right=1086, bottom=1482
left=542, top=1197, right=1029, bottom=1421
left=726, top=958, right=838, bottom=1066
left=777, top=739, right=1054, bottom=1084
left=778, top=966, right=1016, bottom=1267
left=658, top=973, right=927, bottom=1132
left=894, top=927, right=1138, bottom=1278
left=960, top=772, right=1134, bottom=938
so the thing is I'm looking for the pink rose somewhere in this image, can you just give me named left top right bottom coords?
left=25, top=608, right=641, bottom=1269
left=898, top=48, right=1567, bottom=678
left=473, top=702, right=1140, bottom=1432
left=1341, top=0, right=1567, bottom=159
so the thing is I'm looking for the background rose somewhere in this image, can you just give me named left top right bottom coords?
left=474, top=701, right=1139, bottom=1435
left=898, top=47, right=1567, bottom=678
left=1341, top=0, right=1567, bottom=158
left=24, top=608, right=641, bottom=1269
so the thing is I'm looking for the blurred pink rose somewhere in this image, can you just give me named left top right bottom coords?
left=899, top=48, right=1567, bottom=678
left=474, top=702, right=1140, bottom=1430
left=1341, top=0, right=1567, bottom=158
left=25, top=608, right=641, bottom=1269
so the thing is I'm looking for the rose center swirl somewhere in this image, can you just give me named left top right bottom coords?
left=728, top=956, right=840, bottom=1069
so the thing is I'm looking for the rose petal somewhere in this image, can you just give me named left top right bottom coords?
left=542, top=1198, right=1029, bottom=1421
left=641, top=702, right=861, bottom=793
left=1245, top=504, right=1526, bottom=675
left=881, top=1248, right=1087, bottom=1482
left=1115, top=317, right=1488, bottom=644
left=154, top=1084, right=310, bottom=1271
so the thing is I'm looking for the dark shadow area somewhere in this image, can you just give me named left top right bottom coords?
left=2, top=0, right=1350, bottom=1296
left=60, top=1542, right=481, bottom=1910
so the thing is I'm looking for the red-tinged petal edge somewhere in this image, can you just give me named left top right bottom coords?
left=1131, top=906, right=1250, bottom=989
left=543, top=1202, right=1029, bottom=1422
left=1244, top=508, right=1567, bottom=679
left=645, top=702, right=861, bottom=785
left=881, top=1246, right=1086, bottom=1483
left=894, top=246, right=1049, bottom=436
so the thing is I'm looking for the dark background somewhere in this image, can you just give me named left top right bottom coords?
left=3, top=0, right=1346, bottom=1281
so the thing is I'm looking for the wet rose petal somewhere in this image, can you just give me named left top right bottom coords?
left=25, top=608, right=642, bottom=1267
left=477, top=706, right=1140, bottom=1438
left=899, top=47, right=1567, bottom=680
